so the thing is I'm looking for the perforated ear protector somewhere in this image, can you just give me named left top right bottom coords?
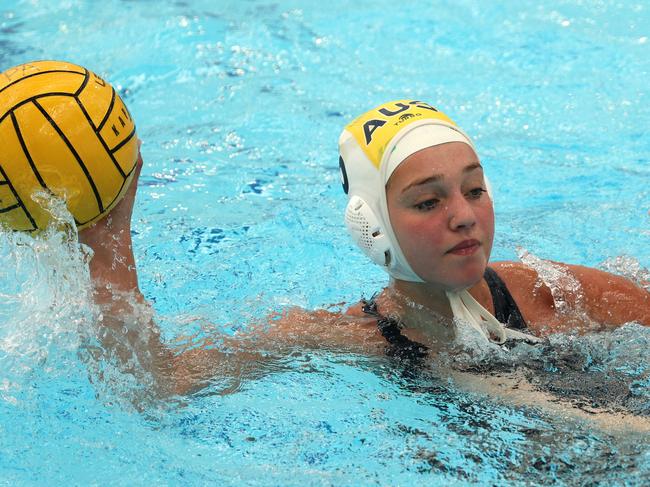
left=344, top=195, right=392, bottom=266
left=339, top=127, right=416, bottom=279
left=340, top=146, right=396, bottom=269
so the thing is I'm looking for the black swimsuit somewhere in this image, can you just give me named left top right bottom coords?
left=362, top=267, right=529, bottom=361
left=483, top=267, right=527, bottom=330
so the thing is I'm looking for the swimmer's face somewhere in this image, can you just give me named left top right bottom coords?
left=386, top=142, right=494, bottom=291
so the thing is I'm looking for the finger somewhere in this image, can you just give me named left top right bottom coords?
left=129, top=149, right=144, bottom=186
left=135, top=149, right=144, bottom=174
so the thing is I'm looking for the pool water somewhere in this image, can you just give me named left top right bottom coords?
left=1, top=0, right=649, bottom=485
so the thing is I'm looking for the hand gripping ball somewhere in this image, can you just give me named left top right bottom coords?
left=0, top=60, right=138, bottom=231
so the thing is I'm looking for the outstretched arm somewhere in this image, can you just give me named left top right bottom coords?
left=79, top=153, right=142, bottom=298
left=79, top=149, right=269, bottom=395
left=78, top=149, right=383, bottom=396
left=78, top=148, right=180, bottom=393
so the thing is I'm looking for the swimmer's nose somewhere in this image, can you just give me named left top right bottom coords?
left=447, top=194, right=476, bottom=231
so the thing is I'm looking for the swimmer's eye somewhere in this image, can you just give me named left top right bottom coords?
left=467, top=187, right=487, bottom=200
left=414, top=198, right=440, bottom=211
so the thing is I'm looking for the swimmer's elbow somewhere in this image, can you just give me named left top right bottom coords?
left=169, top=347, right=221, bottom=396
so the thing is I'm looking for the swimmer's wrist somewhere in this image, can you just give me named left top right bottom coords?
left=80, top=220, right=140, bottom=295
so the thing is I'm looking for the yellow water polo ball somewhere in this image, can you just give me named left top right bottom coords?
left=0, top=60, right=139, bottom=232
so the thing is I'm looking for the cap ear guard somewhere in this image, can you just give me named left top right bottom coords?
left=344, top=195, right=392, bottom=267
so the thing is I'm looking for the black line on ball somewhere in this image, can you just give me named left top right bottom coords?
left=74, top=68, right=90, bottom=97
left=97, top=86, right=116, bottom=133
left=33, top=99, right=105, bottom=214
left=86, top=105, right=127, bottom=178
left=11, top=111, right=49, bottom=190
left=0, top=69, right=84, bottom=96
left=0, top=203, right=20, bottom=213
left=72, top=94, right=128, bottom=179
left=0, top=92, right=74, bottom=126
left=110, top=126, right=137, bottom=154
left=76, top=153, right=139, bottom=227
left=0, top=163, right=37, bottom=230
left=73, top=94, right=97, bottom=130
left=97, top=136, right=128, bottom=179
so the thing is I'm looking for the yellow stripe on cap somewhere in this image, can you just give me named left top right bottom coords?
left=344, top=100, right=457, bottom=169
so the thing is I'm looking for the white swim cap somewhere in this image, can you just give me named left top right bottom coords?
left=338, top=99, right=483, bottom=282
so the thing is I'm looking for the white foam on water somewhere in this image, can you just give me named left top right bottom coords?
left=600, top=255, right=650, bottom=291
left=0, top=192, right=97, bottom=392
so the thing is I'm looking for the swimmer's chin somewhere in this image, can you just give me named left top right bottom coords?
left=438, top=269, right=487, bottom=293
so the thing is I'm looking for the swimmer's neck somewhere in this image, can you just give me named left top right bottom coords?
left=389, top=278, right=453, bottom=318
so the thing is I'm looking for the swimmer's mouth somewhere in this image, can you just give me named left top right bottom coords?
left=447, top=239, right=481, bottom=255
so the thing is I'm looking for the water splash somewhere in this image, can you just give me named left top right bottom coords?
left=441, top=322, right=650, bottom=416
left=600, top=255, right=650, bottom=291
left=516, top=247, right=585, bottom=316
left=0, top=194, right=98, bottom=407
left=438, top=247, right=650, bottom=415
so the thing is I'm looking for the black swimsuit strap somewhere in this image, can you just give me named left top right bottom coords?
left=362, top=298, right=429, bottom=362
left=483, top=267, right=528, bottom=330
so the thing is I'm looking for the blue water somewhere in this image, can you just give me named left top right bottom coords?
left=1, top=0, right=649, bottom=485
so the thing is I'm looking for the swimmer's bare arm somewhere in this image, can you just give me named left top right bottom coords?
left=562, top=263, right=650, bottom=326
left=78, top=146, right=143, bottom=297
left=78, top=151, right=384, bottom=395
left=492, top=261, right=650, bottom=335
left=172, top=308, right=384, bottom=394
left=78, top=149, right=180, bottom=393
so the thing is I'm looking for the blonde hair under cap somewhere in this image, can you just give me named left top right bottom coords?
left=339, top=100, right=540, bottom=345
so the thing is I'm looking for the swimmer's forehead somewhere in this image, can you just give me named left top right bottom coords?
left=344, top=100, right=457, bottom=169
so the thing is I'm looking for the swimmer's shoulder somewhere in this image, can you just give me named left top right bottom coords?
left=558, top=263, right=649, bottom=325
left=343, top=291, right=394, bottom=321
left=344, top=301, right=372, bottom=318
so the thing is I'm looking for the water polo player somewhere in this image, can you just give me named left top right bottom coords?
left=77, top=99, right=649, bottom=394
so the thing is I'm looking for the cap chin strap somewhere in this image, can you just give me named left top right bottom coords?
left=446, top=290, right=507, bottom=343
left=447, top=290, right=543, bottom=344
